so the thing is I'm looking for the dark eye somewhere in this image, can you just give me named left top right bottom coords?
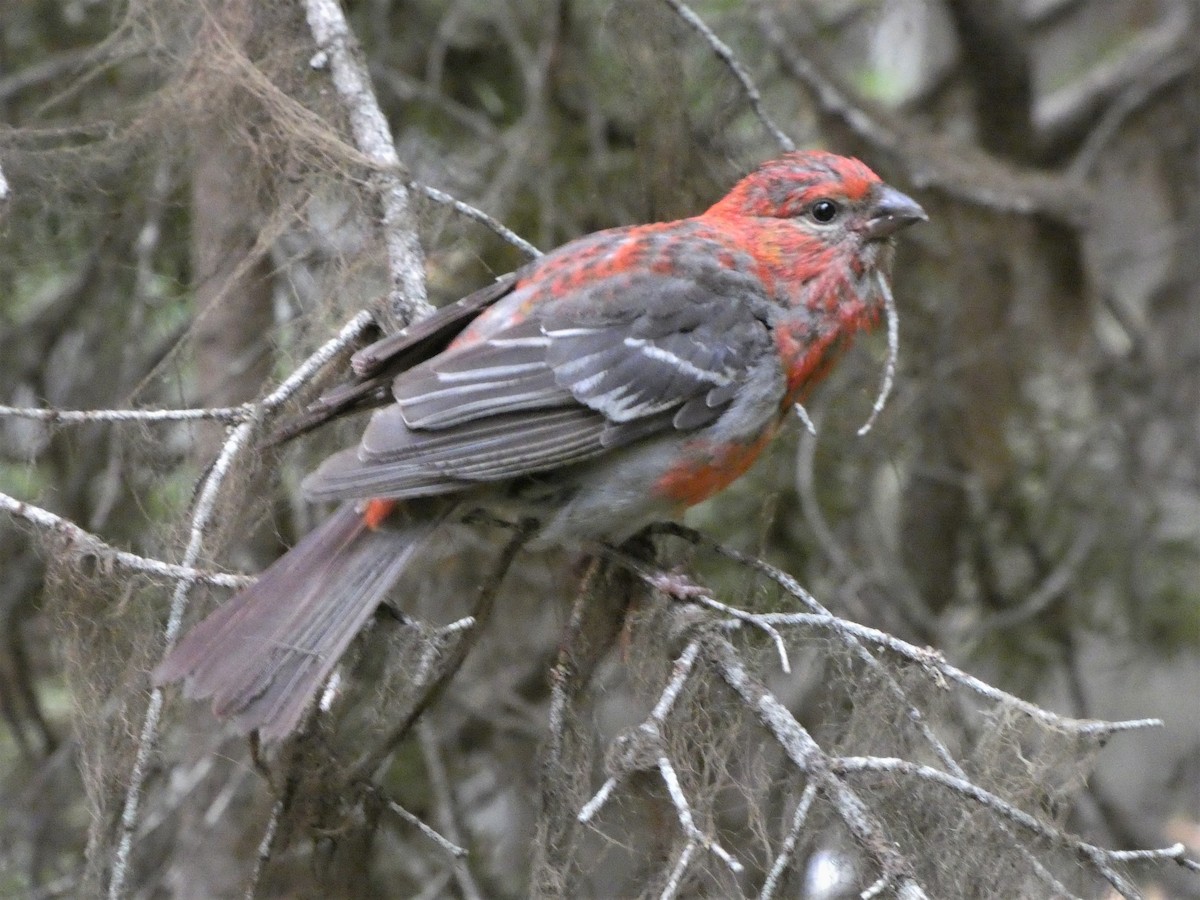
left=809, top=199, right=840, bottom=223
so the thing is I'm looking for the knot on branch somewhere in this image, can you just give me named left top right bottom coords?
left=605, top=723, right=668, bottom=778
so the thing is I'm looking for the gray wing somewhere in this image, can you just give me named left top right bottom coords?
left=303, top=269, right=779, bottom=502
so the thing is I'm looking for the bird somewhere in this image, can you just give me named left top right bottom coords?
left=154, top=150, right=927, bottom=742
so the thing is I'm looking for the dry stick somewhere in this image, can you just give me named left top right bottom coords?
left=244, top=798, right=283, bottom=900
left=661, top=0, right=795, bottom=152
left=107, top=311, right=373, bottom=900
left=578, top=638, right=743, bottom=894
left=856, top=271, right=899, bottom=436
left=702, top=614, right=1075, bottom=896
left=417, top=723, right=486, bottom=900
left=707, top=635, right=927, bottom=898
left=303, top=0, right=431, bottom=325
left=577, top=638, right=698, bottom=816
left=759, top=780, right=819, bottom=900
left=384, top=798, right=468, bottom=859
left=413, top=182, right=542, bottom=260
left=0, top=404, right=251, bottom=424
left=832, top=757, right=1195, bottom=899
left=545, top=559, right=602, bottom=769
left=748, top=610, right=1160, bottom=738
left=656, top=523, right=1161, bottom=738
left=0, top=491, right=251, bottom=589
left=644, top=528, right=1146, bottom=893
left=0, top=158, right=8, bottom=201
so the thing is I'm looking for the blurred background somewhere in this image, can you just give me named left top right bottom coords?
left=1, top=0, right=1198, bottom=896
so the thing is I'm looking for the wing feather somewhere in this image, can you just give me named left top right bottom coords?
left=304, top=254, right=781, bottom=503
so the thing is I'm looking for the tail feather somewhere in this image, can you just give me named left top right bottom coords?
left=154, top=503, right=434, bottom=742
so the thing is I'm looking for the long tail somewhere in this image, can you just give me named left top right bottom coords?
left=154, top=503, right=435, bottom=743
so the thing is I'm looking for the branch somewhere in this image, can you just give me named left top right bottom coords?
left=304, top=0, right=430, bottom=326
left=413, top=181, right=542, bottom=259
left=707, top=634, right=927, bottom=898
left=655, top=524, right=1162, bottom=738
left=579, top=638, right=744, bottom=895
left=662, top=0, right=795, bottom=152
left=417, top=722, right=485, bottom=900
left=637, top=551, right=1085, bottom=897
left=244, top=798, right=283, bottom=900
left=0, top=491, right=250, bottom=588
left=832, top=756, right=1194, bottom=898
left=0, top=404, right=251, bottom=424
left=384, top=796, right=468, bottom=859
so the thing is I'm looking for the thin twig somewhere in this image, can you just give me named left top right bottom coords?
left=417, top=723, right=485, bottom=900
left=385, top=798, right=469, bottom=858
left=244, top=798, right=283, bottom=900
left=414, top=182, right=542, bottom=259
left=578, top=639, right=703, bottom=825
left=0, top=404, right=251, bottom=424
left=707, top=635, right=927, bottom=898
left=628, top=562, right=792, bottom=674
left=658, top=754, right=745, bottom=877
left=304, top=0, right=430, bottom=325
left=354, top=520, right=531, bottom=781
left=656, top=524, right=1163, bottom=738
left=832, top=756, right=1170, bottom=899
left=760, top=781, right=819, bottom=900
left=0, top=491, right=250, bottom=588
left=662, top=0, right=795, bottom=151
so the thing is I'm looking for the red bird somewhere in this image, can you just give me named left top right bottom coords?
left=155, top=151, right=926, bottom=741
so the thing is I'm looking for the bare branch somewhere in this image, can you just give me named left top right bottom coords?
left=0, top=491, right=250, bottom=588
left=662, top=0, right=795, bottom=152
left=707, top=634, right=927, bottom=898
left=384, top=798, right=469, bottom=859
left=657, top=525, right=1163, bottom=738
left=304, top=0, right=430, bottom=326
left=759, top=781, right=818, bottom=900
left=578, top=639, right=703, bottom=825
left=657, top=754, right=745, bottom=883
left=417, top=723, right=485, bottom=900
left=0, top=404, right=251, bottom=425
left=244, top=798, right=283, bottom=900
left=831, top=756, right=1184, bottom=898
left=413, top=182, right=542, bottom=259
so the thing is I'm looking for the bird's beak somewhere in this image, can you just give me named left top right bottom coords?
left=864, top=185, right=927, bottom=240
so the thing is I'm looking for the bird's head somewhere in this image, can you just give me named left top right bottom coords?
left=706, top=150, right=927, bottom=261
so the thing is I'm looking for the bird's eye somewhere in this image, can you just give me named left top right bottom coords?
left=809, top=199, right=840, bottom=223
